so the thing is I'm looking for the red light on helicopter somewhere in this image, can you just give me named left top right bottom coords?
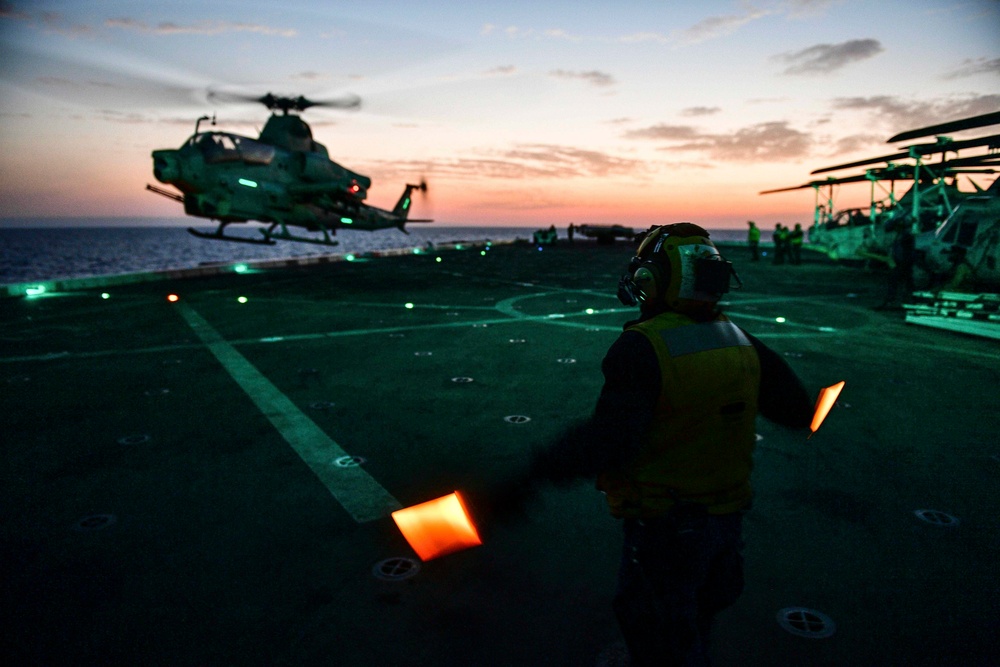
left=166, top=294, right=180, bottom=302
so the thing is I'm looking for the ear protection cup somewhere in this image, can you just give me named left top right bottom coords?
left=632, top=262, right=664, bottom=302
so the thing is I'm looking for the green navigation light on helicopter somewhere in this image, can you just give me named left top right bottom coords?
left=403, top=198, right=411, bottom=210
left=341, top=217, right=353, bottom=224
left=238, top=178, right=258, bottom=188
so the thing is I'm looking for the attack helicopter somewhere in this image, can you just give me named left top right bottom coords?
left=760, top=111, right=1000, bottom=278
left=147, top=93, right=431, bottom=246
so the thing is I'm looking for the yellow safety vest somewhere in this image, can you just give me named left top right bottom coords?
left=748, top=226, right=761, bottom=242
left=598, top=312, right=761, bottom=518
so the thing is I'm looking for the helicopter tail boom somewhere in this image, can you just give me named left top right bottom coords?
left=392, top=182, right=432, bottom=231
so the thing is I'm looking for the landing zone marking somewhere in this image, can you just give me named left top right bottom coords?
left=175, top=302, right=401, bottom=523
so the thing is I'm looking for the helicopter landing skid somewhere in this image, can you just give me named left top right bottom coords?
left=187, top=227, right=277, bottom=245
left=264, top=230, right=340, bottom=247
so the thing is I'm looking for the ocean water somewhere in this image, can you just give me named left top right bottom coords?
left=0, top=223, right=747, bottom=285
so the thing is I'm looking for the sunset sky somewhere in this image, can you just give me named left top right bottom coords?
left=1, top=0, right=998, bottom=229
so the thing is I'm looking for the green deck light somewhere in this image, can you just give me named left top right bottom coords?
left=480, top=250, right=486, bottom=256
left=346, top=254, right=356, bottom=261
left=405, top=302, right=414, bottom=309
left=25, top=285, right=46, bottom=296
left=455, top=244, right=464, bottom=250
left=101, top=292, right=110, bottom=300
left=238, top=178, right=258, bottom=188
left=586, top=308, right=595, bottom=315
left=238, top=296, right=248, bottom=304
left=435, top=257, right=442, bottom=263
left=776, top=317, right=786, bottom=323
left=234, top=264, right=248, bottom=273
left=413, top=248, right=423, bottom=254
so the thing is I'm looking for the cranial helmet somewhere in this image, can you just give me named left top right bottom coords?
left=617, top=223, right=736, bottom=315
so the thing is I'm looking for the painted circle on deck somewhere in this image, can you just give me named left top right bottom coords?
left=117, top=434, right=150, bottom=446
left=414, top=351, right=433, bottom=357
left=373, top=557, right=420, bottom=581
left=144, top=388, right=170, bottom=396
left=451, top=377, right=474, bottom=384
left=509, top=339, right=526, bottom=344
left=73, top=514, right=117, bottom=532
left=504, top=415, right=532, bottom=424
left=556, top=358, right=576, bottom=364
left=389, top=333, right=406, bottom=338
left=777, top=607, right=836, bottom=639
left=914, top=509, right=959, bottom=527
left=310, top=401, right=336, bottom=410
left=334, top=455, right=367, bottom=468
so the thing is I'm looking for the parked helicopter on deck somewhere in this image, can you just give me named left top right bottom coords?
left=147, top=93, right=431, bottom=246
left=761, top=110, right=1000, bottom=289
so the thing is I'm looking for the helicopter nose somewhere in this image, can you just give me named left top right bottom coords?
left=152, top=151, right=178, bottom=183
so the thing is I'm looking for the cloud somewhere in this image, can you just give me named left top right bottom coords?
left=623, top=124, right=702, bottom=141
left=291, top=71, right=328, bottom=81
left=105, top=18, right=296, bottom=37
left=392, top=144, right=645, bottom=181
left=681, top=106, right=721, bottom=117
left=831, top=94, right=1000, bottom=136
left=774, top=38, right=883, bottom=75
left=783, top=0, right=844, bottom=18
left=832, top=133, right=883, bottom=155
left=0, top=2, right=30, bottom=20
left=672, top=6, right=772, bottom=45
left=618, top=32, right=668, bottom=44
left=943, top=57, right=1000, bottom=80
left=485, top=65, right=517, bottom=76
left=625, top=121, right=812, bottom=162
left=549, top=69, right=616, bottom=87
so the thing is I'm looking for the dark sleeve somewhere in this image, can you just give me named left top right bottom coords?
left=744, top=329, right=813, bottom=429
left=530, top=330, right=660, bottom=484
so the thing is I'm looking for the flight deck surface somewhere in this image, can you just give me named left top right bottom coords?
left=2, top=240, right=998, bottom=666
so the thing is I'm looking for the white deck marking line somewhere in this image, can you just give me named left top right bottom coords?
left=176, top=302, right=401, bottom=523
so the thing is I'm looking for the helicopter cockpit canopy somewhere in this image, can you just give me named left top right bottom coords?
left=187, top=132, right=276, bottom=166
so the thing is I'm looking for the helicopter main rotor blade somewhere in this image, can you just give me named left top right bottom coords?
left=207, top=90, right=360, bottom=113
left=811, top=133, right=1000, bottom=174
left=887, top=110, right=1000, bottom=143
left=811, top=152, right=911, bottom=175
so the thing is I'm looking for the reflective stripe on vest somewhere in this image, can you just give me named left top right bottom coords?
left=657, top=319, right=752, bottom=358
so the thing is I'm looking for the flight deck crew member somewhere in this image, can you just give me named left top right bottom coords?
left=789, top=223, right=804, bottom=265
left=747, top=220, right=760, bottom=261
left=487, top=223, right=812, bottom=667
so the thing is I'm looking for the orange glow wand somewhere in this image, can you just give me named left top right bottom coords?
left=391, top=491, right=482, bottom=561
left=809, top=380, right=845, bottom=439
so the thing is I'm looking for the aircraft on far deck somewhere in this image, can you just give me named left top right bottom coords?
left=760, top=111, right=1000, bottom=289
